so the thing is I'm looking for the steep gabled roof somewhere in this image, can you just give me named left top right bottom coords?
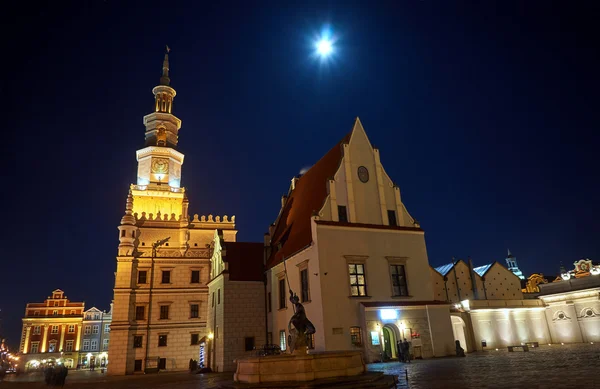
left=473, top=263, right=494, bottom=277
left=434, top=263, right=456, bottom=276
left=266, top=131, right=351, bottom=269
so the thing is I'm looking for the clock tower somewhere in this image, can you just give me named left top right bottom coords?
left=131, top=50, right=187, bottom=218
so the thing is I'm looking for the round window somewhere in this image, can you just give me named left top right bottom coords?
left=558, top=312, right=565, bottom=320
left=585, top=309, right=593, bottom=317
left=357, top=166, right=369, bottom=183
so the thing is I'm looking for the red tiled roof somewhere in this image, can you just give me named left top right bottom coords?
left=266, top=132, right=351, bottom=269
left=224, top=242, right=265, bottom=282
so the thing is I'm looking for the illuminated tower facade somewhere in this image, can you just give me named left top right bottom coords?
left=108, top=51, right=237, bottom=375
left=506, top=249, right=525, bottom=280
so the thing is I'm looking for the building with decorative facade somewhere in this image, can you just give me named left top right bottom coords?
left=19, top=290, right=85, bottom=369
left=264, top=119, right=456, bottom=363
left=79, top=306, right=112, bottom=368
left=107, top=52, right=237, bottom=375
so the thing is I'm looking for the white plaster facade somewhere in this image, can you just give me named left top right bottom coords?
left=265, top=119, right=456, bottom=363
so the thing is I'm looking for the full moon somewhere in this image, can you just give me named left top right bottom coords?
left=316, top=39, right=333, bottom=57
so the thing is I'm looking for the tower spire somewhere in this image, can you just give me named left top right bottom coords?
left=160, top=45, right=171, bottom=86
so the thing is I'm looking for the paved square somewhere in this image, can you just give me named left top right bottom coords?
left=2, top=344, right=599, bottom=388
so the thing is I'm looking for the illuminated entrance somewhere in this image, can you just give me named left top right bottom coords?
left=382, top=325, right=398, bottom=360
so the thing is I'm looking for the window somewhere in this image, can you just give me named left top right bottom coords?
left=158, top=335, right=168, bottom=347
left=34, top=311, right=40, bottom=316
left=103, top=339, right=109, bottom=351
left=161, top=270, right=171, bottom=284
left=190, top=304, right=199, bottom=318
left=348, top=264, right=367, bottom=296
left=104, top=324, right=110, bottom=333
left=278, top=278, right=286, bottom=309
left=245, top=337, right=255, bottom=351
left=51, top=325, right=59, bottom=334
left=279, top=330, right=286, bottom=351
left=65, top=340, right=73, bottom=352
left=91, top=340, right=98, bottom=351
left=338, top=205, right=348, bottom=223
left=70, top=310, right=76, bottom=315
left=308, top=333, right=315, bottom=349
left=159, top=305, right=169, bottom=320
left=191, top=334, right=200, bottom=345
left=134, top=360, right=143, bottom=372
left=48, top=341, right=57, bottom=352
left=133, top=335, right=143, bottom=348
left=158, top=358, right=166, bottom=369
left=121, top=230, right=126, bottom=237
left=93, top=325, right=100, bottom=334
left=390, top=264, right=408, bottom=296
left=218, top=289, right=221, bottom=304
left=83, top=340, right=90, bottom=351
left=33, top=326, right=41, bottom=335
left=387, top=210, right=397, bottom=227
left=84, top=325, right=91, bottom=335
left=211, top=292, right=215, bottom=307
left=54, top=302, right=59, bottom=307
left=300, top=268, right=310, bottom=302
left=135, top=306, right=145, bottom=320
left=268, top=292, right=272, bottom=313
left=138, top=270, right=147, bottom=284
left=53, top=310, right=59, bottom=316
left=191, top=270, right=200, bottom=283
left=30, top=342, right=39, bottom=353
left=350, top=327, right=363, bottom=346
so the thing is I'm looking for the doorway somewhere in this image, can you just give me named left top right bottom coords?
left=382, top=326, right=397, bottom=360
left=451, top=315, right=468, bottom=352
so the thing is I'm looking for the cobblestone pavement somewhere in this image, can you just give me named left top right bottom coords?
left=370, top=343, right=600, bottom=389
left=2, top=344, right=599, bottom=388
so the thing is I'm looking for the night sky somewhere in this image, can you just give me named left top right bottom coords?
left=3, top=1, right=599, bottom=346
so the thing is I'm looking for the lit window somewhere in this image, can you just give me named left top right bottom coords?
left=350, top=327, right=363, bottom=346
left=348, top=264, right=367, bottom=296
left=279, top=330, right=286, bottom=351
left=48, top=341, right=57, bottom=352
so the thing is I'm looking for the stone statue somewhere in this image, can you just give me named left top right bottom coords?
left=287, top=289, right=315, bottom=354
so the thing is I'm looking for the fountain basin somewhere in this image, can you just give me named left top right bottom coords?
left=234, top=350, right=365, bottom=383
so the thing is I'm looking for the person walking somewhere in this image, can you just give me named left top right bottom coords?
left=396, top=340, right=404, bottom=363
left=402, top=338, right=411, bottom=363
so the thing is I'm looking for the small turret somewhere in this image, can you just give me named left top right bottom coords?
left=505, top=249, right=525, bottom=280
left=118, top=190, right=138, bottom=255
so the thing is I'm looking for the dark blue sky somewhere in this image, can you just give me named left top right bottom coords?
left=3, top=1, right=599, bottom=345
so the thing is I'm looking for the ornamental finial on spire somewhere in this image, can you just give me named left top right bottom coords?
left=160, top=46, right=171, bottom=86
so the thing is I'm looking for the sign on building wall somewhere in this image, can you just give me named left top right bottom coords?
left=370, top=331, right=380, bottom=345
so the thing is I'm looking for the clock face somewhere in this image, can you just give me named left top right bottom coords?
left=152, top=158, right=169, bottom=174
left=357, top=166, right=369, bottom=183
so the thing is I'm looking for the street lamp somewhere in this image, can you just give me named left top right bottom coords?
left=144, top=237, right=171, bottom=372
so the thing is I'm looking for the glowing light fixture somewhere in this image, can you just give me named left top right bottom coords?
left=561, top=343, right=564, bottom=345
left=208, top=333, right=214, bottom=340
left=380, top=309, right=397, bottom=320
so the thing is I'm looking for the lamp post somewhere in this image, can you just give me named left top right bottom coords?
left=144, top=237, right=170, bottom=372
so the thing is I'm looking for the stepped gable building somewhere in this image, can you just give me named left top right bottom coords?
left=19, top=289, right=85, bottom=369
left=108, top=51, right=237, bottom=375
left=264, top=119, right=456, bottom=362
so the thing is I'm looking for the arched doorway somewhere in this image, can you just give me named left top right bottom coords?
left=451, top=315, right=468, bottom=352
left=382, top=325, right=398, bottom=360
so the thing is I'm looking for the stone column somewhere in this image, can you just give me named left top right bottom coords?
left=23, top=326, right=32, bottom=353
left=41, top=325, right=49, bottom=353
left=76, top=324, right=83, bottom=351
left=59, top=325, right=66, bottom=351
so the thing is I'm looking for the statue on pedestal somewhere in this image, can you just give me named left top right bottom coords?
left=287, top=289, right=315, bottom=354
